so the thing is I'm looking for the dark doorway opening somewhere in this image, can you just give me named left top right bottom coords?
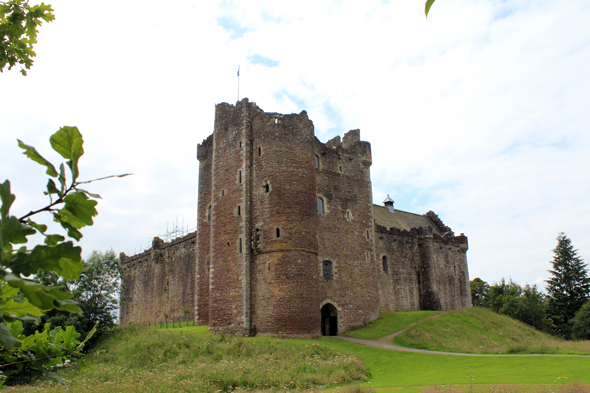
left=321, top=304, right=338, bottom=336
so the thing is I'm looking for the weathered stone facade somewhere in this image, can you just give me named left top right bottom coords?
left=120, top=99, right=471, bottom=336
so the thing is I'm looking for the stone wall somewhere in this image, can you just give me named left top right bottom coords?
left=315, top=131, right=381, bottom=333
left=120, top=233, right=196, bottom=326
left=375, top=224, right=471, bottom=313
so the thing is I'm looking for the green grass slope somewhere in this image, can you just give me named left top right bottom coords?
left=345, top=311, right=442, bottom=340
left=392, top=307, right=590, bottom=354
left=14, top=325, right=368, bottom=392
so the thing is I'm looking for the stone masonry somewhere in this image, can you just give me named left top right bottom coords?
left=120, top=98, right=471, bottom=336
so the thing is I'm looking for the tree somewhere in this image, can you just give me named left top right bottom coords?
left=0, top=127, right=129, bottom=385
left=545, top=233, right=590, bottom=338
left=470, top=277, right=489, bottom=306
left=0, top=0, right=54, bottom=75
left=571, top=300, right=590, bottom=341
left=29, top=250, right=122, bottom=343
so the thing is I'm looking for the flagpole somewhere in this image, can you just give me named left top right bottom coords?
left=237, top=65, right=240, bottom=103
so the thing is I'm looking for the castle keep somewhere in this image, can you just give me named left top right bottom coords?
left=120, top=99, right=471, bottom=337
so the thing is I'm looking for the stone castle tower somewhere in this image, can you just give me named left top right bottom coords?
left=120, top=99, right=471, bottom=337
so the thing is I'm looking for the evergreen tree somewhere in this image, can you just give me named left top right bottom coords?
left=571, top=300, right=590, bottom=340
left=545, top=233, right=590, bottom=338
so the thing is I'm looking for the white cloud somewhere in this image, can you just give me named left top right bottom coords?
left=1, top=0, right=589, bottom=287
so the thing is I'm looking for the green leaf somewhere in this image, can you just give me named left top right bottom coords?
left=45, top=179, right=60, bottom=196
left=3, top=274, right=81, bottom=313
left=0, top=284, right=19, bottom=300
left=26, top=220, right=47, bottom=234
left=58, top=163, right=66, bottom=195
left=0, top=180, right=16, bottom=220
left=50, top=127, right=84, bottom=181
left=49, top=126, right=83, bottom=161
left=8, top=320, right=24, bottom=339
left=0, top=324, right=21, bottom=348
left=0, top=298, right=44, bottom=318
left=44, top=234, right=65, bottom=247
left=55, top=218, right=83, bottom=241
left=74, top=189, right=102, bottom=199
left=58, top=193, right=98, bottom=229
left=16, top=139, right=58, bottom=177
left=55, top=325, right=81, bottom=350
left=7, top=242, right=83, bottom=280
left=1, top=216, right=36, bottom=245
left=425, top=0, right=435, bottom=18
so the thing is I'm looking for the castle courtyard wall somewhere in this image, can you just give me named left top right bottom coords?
left=120, top=233, right=196, bottom=326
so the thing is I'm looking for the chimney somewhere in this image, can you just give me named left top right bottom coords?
left=383, top=194, right=394, bottom=213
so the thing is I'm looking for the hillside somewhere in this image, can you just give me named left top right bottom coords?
left=392, top=307, right=590, bottom=354
left=12, top=325, right=368, bottom=393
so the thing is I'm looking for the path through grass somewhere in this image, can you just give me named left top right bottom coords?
left=345, top=311, right=441, bottom=340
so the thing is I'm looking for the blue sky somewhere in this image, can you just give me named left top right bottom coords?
left=1, top=0, right=589, bottom=288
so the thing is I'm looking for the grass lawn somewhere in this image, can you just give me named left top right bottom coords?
left=8, top=310, right=590, bottom=392
left=323, top=337, right=590, bottom=391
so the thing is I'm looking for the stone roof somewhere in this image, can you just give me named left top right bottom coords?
left=373, top=205, right=441, bottom=235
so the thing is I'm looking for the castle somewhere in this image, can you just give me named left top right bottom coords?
left=120, top=99, right=471, bottom=337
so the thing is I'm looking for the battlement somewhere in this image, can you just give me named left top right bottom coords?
left=121, top=232, right=197, bottom=269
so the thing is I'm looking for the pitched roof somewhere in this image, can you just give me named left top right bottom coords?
left=373, top=205, right=441, bottom=235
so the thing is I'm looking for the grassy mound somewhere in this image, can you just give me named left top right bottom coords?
left=393, top=307, right=590, bottom=354
left=345, top=310, right=442, bottom=340
left=14, top=325, right=368, bottom=392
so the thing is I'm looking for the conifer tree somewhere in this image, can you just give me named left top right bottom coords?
left=545, top=233, right=590, bottom=338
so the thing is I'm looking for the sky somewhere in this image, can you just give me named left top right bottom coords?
left=1, top=0, right=589, bottom=289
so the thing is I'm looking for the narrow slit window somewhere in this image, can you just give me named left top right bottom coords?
left=322, top=261, right=333, bottom=279
left=315, top=155, right=319, bottom=169
left=238, top=238, right=243, bottom=253
left=258, top=146, right=262, bottom=157
left=382, top=256, right=388, bottom=272
left=237, top=205, right=241, bottom=216
left=239, top=141, right=242, bottom=148
left=238, top=170, right=242, bottom=184
left=317, top=197, right=324, bottom=215
left=263, top=182, right=270, bottom=193
left=207, top=205, right=211, bottom=222
left=276, top=228, right=281, bottom=238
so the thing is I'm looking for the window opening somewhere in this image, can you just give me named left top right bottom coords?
left=239, top=141, right=242, bottom=148
left=382, top=256, right=388, bottom=272
left=338, top=165, right=343, bottom=173
left=317, top=197, right=324, bottom=215
left=263, top=182, right=270, bottom=193
left=207, top=205, right=211, bottom=222
left=315, top=155, right=319, bottom=169
left=276, top=228, right=280, bottom=238
left=237, top=205, right=241, bottom=216
left=366, top=230, right=371, bottom=240
left=238, top=170, right=242, bottom=184
left=221, top=189, right=225, bottom=196
left=322, top=261, right=333, bottom=279
left=274, top=118, right=278, bottom=124
left=258, top=146, right=261, bottom=157
left=239, top=238, right=243, bottom=253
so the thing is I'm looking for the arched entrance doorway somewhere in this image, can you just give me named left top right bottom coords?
left=321, top=304, right=338, bottom=336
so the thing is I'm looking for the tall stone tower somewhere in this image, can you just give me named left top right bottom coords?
left=196, top=98, right=322, bottom=337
